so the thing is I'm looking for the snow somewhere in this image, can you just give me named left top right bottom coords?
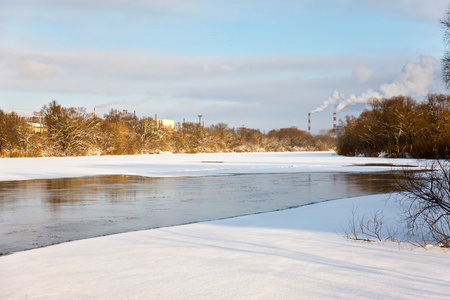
left=0, top=151, right=421, bottom=181
left=0, top=152, right=448, bottom=299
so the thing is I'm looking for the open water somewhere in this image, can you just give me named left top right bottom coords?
left=0, top=172, right=401, bottom=255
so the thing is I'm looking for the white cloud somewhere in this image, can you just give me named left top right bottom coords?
left=0, top=0, right=207, bottom=15
left=0, top=47, right=443, bottom=132
left=13, top=60, right=63, bottom=80
left=3, top=0, right=446, bottom=25
left=0, top=48, right=371, bottom=92
left=352, top=66, right=373, bottom=83
left=348, top=0, right=449, bottom=21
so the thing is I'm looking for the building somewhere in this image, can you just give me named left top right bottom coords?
left=158, top=119, right=175, bottom=129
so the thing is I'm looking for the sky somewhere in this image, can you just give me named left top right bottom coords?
left=0, top=0, right=449, bottom=133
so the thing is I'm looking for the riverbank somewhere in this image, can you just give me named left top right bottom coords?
left=0, top=152, right=448, bottom=299
left=1, top=193, right=449, bottom=299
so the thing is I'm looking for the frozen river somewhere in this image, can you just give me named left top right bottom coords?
left=0, top=172, right=401, bottom=255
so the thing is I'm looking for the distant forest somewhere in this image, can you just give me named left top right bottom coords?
left=336, top=94, right=450, bottom=158
left=0, top=100, right=335, bottom=157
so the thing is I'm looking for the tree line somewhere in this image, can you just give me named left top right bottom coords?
left=336, top=94, right=450, bottom=158
left=0, top=100, right=335, bottom=157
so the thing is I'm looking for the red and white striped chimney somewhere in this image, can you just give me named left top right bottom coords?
left=308, top=113, right=311, bottom=134
left=333, top=112, right=337, bottom=137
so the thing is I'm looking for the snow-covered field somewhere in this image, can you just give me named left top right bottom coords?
left=1, top=152, right=448, bottom=299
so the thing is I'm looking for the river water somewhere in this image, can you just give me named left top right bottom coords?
left=0, top=172, right=401, bottom=255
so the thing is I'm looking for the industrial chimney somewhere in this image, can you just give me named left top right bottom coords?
left=333, top=112, right=337, bottom=137
left=308, top=113, right=311, bottom=134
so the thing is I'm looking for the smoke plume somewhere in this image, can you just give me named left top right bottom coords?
left=380, top=56, right=436, bottom=98
left=335, top=89, right=381, bottom=112
left=310, top=91, right=344, bottom=114
left=311, top=56, right=437, bottom=113
left=94, top=100, right=141, bottom=109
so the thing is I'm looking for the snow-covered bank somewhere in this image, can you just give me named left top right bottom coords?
left=0, top=152, right=447, bottom=299
left=1, top=194, right=449, bottom=299
left=0, top=151, right=420, bottom=181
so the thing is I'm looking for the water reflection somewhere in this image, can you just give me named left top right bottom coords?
left=0, top=172, right=402, bottom=255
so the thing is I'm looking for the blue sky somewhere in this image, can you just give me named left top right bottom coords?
left=0, top=0, right=448, bottom=133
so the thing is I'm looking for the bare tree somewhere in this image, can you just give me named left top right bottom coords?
left=42, top=100, right=101, bottom=156
left=396, top=160, right=450, bottom=247
left=336, top=95, right=450, bottom=158
left=442, top=6, right=450, bottom=89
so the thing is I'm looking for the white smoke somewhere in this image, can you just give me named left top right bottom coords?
left=310, top=90, right=344, bottom=114
left=94, top=100, right=141, bottom=109
left=380, top=56, right=436, bottom=98
left=311, top=56, right=437, bottom=113
left=335, top=89, right=382, bottom=112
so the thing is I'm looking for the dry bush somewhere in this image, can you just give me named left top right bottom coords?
left=2, top=101, right=347, bottom=157
left=345, top=161, right=450, bottom=249
left=344, top=205, right=400, bottom=244
left=396, top=160, right=450, bottom=247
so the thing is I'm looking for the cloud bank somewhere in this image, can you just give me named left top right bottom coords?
left=0, top=0, right=446, bottom=132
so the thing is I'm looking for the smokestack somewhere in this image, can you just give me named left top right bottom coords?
left=308, top=113, right=311, bottom=134
left=333, top=112, right=337, bottom=137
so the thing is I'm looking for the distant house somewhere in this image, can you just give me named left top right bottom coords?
left=158, top=119, right=175, bottom=129
left=28, top=122, right=47, bottom=133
